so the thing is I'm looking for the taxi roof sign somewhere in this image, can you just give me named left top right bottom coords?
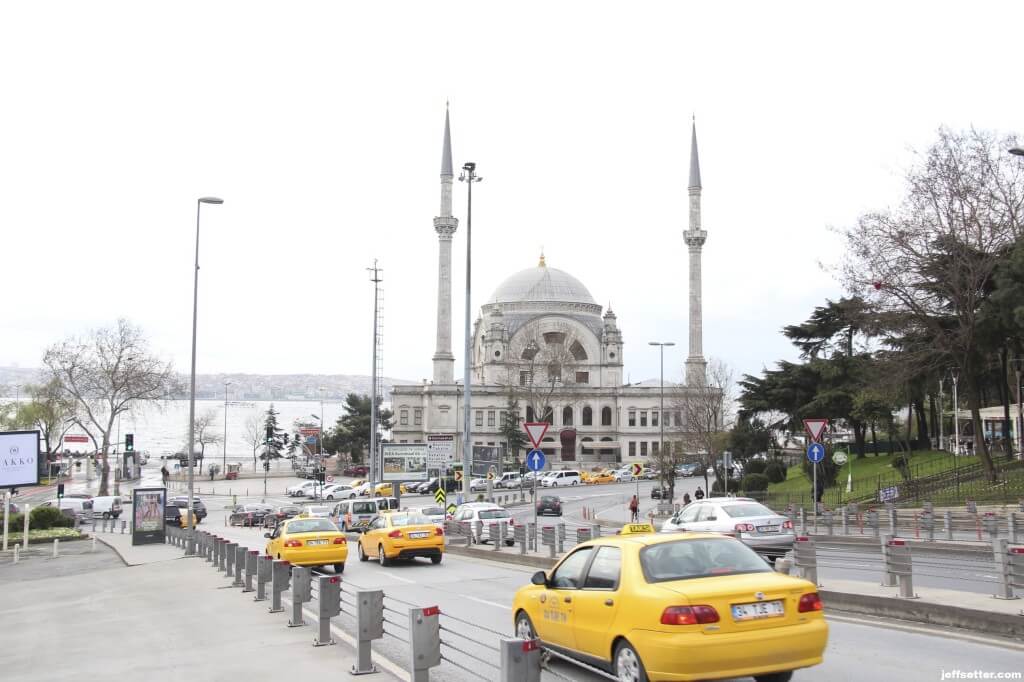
left=619, top=522, right=656, bottom=535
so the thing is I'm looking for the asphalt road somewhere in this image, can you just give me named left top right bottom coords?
left=198, top=500, right=1023, bottom=682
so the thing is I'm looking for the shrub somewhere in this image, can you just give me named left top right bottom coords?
left=764, top=461, right=787, bottom=484
left=1, top=512, right=24, bottom=529
left=30, top=506, right=74, bottom=530
left=743, top=459, right=767, bottom=475
left=741, top=473, right=770, bottom=493
left=711, top=478, right=740, bottom=494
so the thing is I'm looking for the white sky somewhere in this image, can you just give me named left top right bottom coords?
left=3, top=1, right=1022, bottom=387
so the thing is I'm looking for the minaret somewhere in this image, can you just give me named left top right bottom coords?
left=432, top=105, right=458, bottom=384
left=684, top=118, right=707, bottom=386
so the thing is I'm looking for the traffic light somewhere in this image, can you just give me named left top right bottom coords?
left=266, top=424, right=274, bottom=443
left=57, top=483, right=65, bottom=499
left=125, top=433, right=134, bottom=453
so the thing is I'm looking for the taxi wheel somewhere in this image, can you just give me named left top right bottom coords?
left=378, top=545, right=391, bottom=567
left=333, top=563, right=345, bottom=574
left=514, top=612, right=536, bottom=640
left=754, top=674, right=792, bottom=682
left=431, top=554, right=442, bottom=565
left=613, top=641, right=648, bottom=682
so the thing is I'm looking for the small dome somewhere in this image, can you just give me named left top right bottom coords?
left=490, top=262, right=596, bottom=306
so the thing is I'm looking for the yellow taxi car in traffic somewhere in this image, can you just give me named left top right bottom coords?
left=586, top=470, right=615, bottom=485
left=264, top=516, right=348, bottom=574
left=512, top=524, right=827, bottom=682
left=357, top=511, right=444, bottom=566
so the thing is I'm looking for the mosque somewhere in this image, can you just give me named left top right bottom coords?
left=390, top=108, right=711, bottom=470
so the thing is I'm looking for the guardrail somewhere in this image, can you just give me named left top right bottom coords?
left=161, top=525, right=544, bottom=681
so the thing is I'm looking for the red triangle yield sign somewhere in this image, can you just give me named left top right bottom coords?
left=523, top=422, right=549, bottom=449
left=803, top=418, right=829, bottom=442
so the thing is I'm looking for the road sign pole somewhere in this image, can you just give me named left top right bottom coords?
left=813, top=461, right=818, bottom=531
left=533, top=475, right=537, bottom=548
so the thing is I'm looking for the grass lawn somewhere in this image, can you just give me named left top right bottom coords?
left=768, top=450, right=961, bottom=497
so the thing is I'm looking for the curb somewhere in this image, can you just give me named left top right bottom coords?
left=445, top=545, right=1024, bottom=640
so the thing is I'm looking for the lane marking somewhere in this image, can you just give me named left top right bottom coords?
left=381, top=571, right=417, bottom=584
left=826, top=613, right=1024, bottom=651
left=466, top=595, right=512, bottom=610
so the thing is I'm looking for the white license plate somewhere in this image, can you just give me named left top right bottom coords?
left=731, top=600, right=784, bottom=621
left=757, top=525, right=780, bottom=533
left=409, top=532, right=429, bottom=539
left=307, top=539, right=328, bottom=546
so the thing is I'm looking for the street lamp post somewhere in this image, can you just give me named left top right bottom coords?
left=649, top=341, right=675, bottom=501
left=949, top=368, right=960, bottom=501
left=222, top=380, right=231, bottom=472
left=186, top=196, right=223, bottom=555
left=938, top=378, right=945, bottom=452
left=458, top=161, right=481, bottom=499
left=1011, top=359, right=1023, bottom=457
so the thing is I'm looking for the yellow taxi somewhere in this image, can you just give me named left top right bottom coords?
left=264, top=516, right=348, bottom=574
left=371, top=482, right=394, bottom=496
left=512, top=524, right=827, bottom=682
left=587, top=470, right=615, bottom=485
left=357, top=511, right=444, bottom=566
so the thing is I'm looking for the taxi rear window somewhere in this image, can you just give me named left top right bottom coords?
left=287, top=519, right=337, bottom=534
left=639, top=538, right=770, bottom=583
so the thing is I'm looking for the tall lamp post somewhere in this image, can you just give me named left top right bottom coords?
left=949, top=367, right=960, bottom=501
left=458, top=161, right=481, bottom=499
left=186, top=196, right=223, bottom=555
left=222, top=380, right=231, bottom=472
left=1011, top=358, right=1023, bottom=457
left=649, top=341, right=675, bottom=500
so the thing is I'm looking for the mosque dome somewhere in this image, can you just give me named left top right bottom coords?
left=489, top=256, right=596, bottom=306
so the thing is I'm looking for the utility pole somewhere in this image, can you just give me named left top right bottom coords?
left=938, top=378, right=945, bottom=453
left=950, top=368, right=960, bottom=501
left=458, top=161, right=481, bottom=499
left=368, top=262, right=383, bottom=487
left=223, top=380, right=231, bottom=472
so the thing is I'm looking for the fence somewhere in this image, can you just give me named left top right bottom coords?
left=161, top=525, right=543, bottom=681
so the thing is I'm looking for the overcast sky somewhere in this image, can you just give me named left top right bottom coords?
left=3, top=1, right=1022, bottom=388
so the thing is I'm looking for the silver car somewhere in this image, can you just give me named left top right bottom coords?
left=660, top=498, right=794, bottom=554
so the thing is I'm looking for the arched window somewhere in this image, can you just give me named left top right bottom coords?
left=526, top=405, right=535, bottom=422
left=570, top=340, right=587, bottom=361
left=582, top=406, right=593, bottom=426
left=599, top=436, right=614, bottom=457
left=601, top=406, right=612, bottom=426
left=562, top=406, right=573, bottom=426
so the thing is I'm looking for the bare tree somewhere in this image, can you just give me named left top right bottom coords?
left=21, top=379, right=79, bottom=460
left=672, top=358, right=735, bottom=494
left=187, top=410, right=222, bottom=475
left=498, top=325, right=590, bottom=425
left=43, top=319, right=178, bottom=495
left=840, top=128, right=1024, bottom=481
left=242, top=411, right=263, bottom=470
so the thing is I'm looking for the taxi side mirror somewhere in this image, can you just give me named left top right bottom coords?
left=531, top=570, right=548, bottom=587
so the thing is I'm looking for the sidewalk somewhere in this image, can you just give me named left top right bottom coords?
left=3, top=541, right=400, bottom=682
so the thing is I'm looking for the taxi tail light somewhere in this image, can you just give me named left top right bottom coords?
left=435, top=527, right=444, bottom=536
left=509, top=518, right=515, bottom=526
left=284, top=540, right=302, bottom=548
left=388, top=530, right=402, bottom=538
left=333, top=537, right=346, bottom=544
left=734, top=523, right=755, bottom=532
left=782, top=520, right=794, bottom=529
left=798, top=592, right=823, bottom=612
left=660, top=605, right=719, bottom=625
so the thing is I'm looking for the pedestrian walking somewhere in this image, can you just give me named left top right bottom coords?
left=160, top=465, right=169, bottom=487
left=682, top=492, right=691, bottom=506
left=694, top=486, right=705, bottom=500
left=628, top=494, right=639, bottom=523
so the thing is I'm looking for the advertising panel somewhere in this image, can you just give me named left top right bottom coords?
left=471, top=445, right=501, bottom=478
left=0, top=430, right=40, bottom=488
left=131, top=487, right=166, bottom=546
left=381, top=444, right=428, bottom=481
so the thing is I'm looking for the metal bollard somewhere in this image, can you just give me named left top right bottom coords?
left=499, top=638, right=541, bottom=682
left=823, top=511, right=833, bottom=535
left=492, top=523, right=502, bottom=551
left=243, top=550, right=258, bottom=592
left=1010, top=513, right=1019, bottom=544
left=966, top=499, right=977, bottom=514
left=314, top=574, right=341, bottom=644
left=121, top=520, right=126, bottom=534
left=459, top=521, right=472, bottom=548
left=841, top=506, right=849, bottom=536
left=211, top=536, right=220, bottom=567
left=992, top=539, right=1019, bottom=600
left=514, top=524, right=526, bottom=555
left=526, top=522, right=536, bottom=552
left=792, top=536, right=817, bottom=586
left=887, top=538, right=917, bottom=598
left=474, top=520, right=483, bottom=545
left=591, top=523, right=601, bottom=538
left=798, top=507, right=806, bottom=535
left=921, top=512, right=935, bottom=542
left=289, top=566, right=311, bottom=627
left=269, top=559, right=290, bottom=613
left=887, top=505, right=897, bottom=536
left=224, top=542, right=237, bottom=577
left=541, top=526, right=556, bottom=559
left=576, top=527, right=592, bottom=544
left=774, top=556, right=793, bottom=575
left=233, top=546, right=245, bottom=587
left=983, top=512, right=999, bottom=539
left=944, top=510, right=953, bottom=540
left=408, top=605, right=441, bottom=682
left=91, top=536, right=97, bottom=553
left=1005, top=544, right=1024, bottom=600
left=881, top=534, right=898, bottom=587
left=255, top=555, right=272, bottom=602
left=867, top=510, right=879, bottom=538
left=556, top=523, right=565, bottom=554
left=219, top=539, right=229, bottom=573
left=351, top=589, right=384, bottom=675
left=52, top=538, right=60, bottom=558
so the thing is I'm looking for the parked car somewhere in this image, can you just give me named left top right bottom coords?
left=301, top=505, right=333, bottom=519
left=536, top=495, right=562, bottom=516
left=287, top=481, right=318, bottom=497
left=262, top=505, right=303, bottom=528
left=404, top=505, right=447, bottom=525
left=660, top=497, right=795, bottom=557
left=586, top=470, right=615, bottom=485
left=342, top=465, right=369, bottom=477
left=451, top=503, right=516, bottom=545
left=495, top=472, right=522, bottom=489
left=643, top=468, right=660, bottom=480
left=469, top=478, right=489, bottom=492
left=317, top=484, right=355, bottom=501
left=611, top=468, right=633, bottom=482
left=169, top=496, right=208, bottom=520
left=650, top=486, right=672, bottom=499
left=541, top=470, right=581, bottom=487
left=677, top=462, right=699, bottom=477
left=90, top=495, right=123, bottom=519
left=417, top=477, right=459, bottom=495
left=165, top=500, right=202, bottom=528
left=229, top=503, right=274, bottom=527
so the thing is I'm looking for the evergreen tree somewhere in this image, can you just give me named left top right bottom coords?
left=261, top=404, right=288, bottom=460
left=499, top=395, right=530, bottom=461
left=324, top=393, right=394, bottom=464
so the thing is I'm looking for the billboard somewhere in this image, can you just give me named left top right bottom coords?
left=131, top=487, right=166, bottom=546
left=381, top=443, right=429, bottom=481
left=0, top=430, right=40, bottom=488
left=471, top=445, right=501, bottom=478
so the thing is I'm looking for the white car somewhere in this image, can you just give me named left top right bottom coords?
left=405, top=505, right=447, bottom=526
left=660, top=498, right=795, bottom=555
left=495, top=472, right=522, bottom=489
left=541, top=470, right=581, bottom=487
left=317, top=484, right=354, bottom=501
left=301, top=505, right=332, bottom=518
left=287, top=480, right=317, bottom=497
left=450, top=503, right=516, bottom=545
left=469, top=477, right=489, bottom=492
left=612, top=469, right=633, bottom=482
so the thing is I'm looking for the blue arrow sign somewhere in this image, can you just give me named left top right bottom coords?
left=807, top=443, right=825, bottom=463
left=526, top=449, right=546, bottom=472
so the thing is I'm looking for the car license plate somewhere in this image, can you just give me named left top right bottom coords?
left=757, top=525, right=779, bottom=533
left=308, top=539, right=328, bottom=546
left=409, top=532, right=429, bottom=539
left=731, top=600, right=784, bottom=621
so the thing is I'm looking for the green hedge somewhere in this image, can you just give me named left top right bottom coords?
left=30, top=506, right=75, bottom=529
left=741, top=473, right=770, bottom=493
left=743, top=459, right=767, bottom=475
left=764, top=461, right=787, bottom=484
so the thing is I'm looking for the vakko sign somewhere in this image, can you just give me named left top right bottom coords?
left=0, top=430, right=40, bottom=488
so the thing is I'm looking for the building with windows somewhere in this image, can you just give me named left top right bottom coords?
left=390, top=108, right=713, bottom=469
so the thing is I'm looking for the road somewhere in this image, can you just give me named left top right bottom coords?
left=196, top=494, right=1023, bottom=682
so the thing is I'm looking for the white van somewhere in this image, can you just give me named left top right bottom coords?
left=90, top=496, right=123, bottom=519
left=40, top=498, right=93, bottom=522
left=495, top=472, right=522, bottom=489
left=541, top=470, right=582, bottom=487
left=332, top=499, right=379, bottom=531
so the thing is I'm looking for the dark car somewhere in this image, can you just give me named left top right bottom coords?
left=677, top=463, right=698, bottom=477
left=651, top=486, right=672, bottom=499
left=164, top=501, right=186, bottom=526
left=536, top=495, right=562, bottom=516
left=419, top=477, right=459, bottom=495
left=229, top=503, right=274, bottom=527
left=262, top=505, right=302, bottom=529
left=343, top=465, right=369, bottom=477
left=169, top=496, right=208, bottom=520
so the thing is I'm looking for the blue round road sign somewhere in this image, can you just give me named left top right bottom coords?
left=807, top=443, right=825, bottom=463
left=526, top=449, right=546, bottom=472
